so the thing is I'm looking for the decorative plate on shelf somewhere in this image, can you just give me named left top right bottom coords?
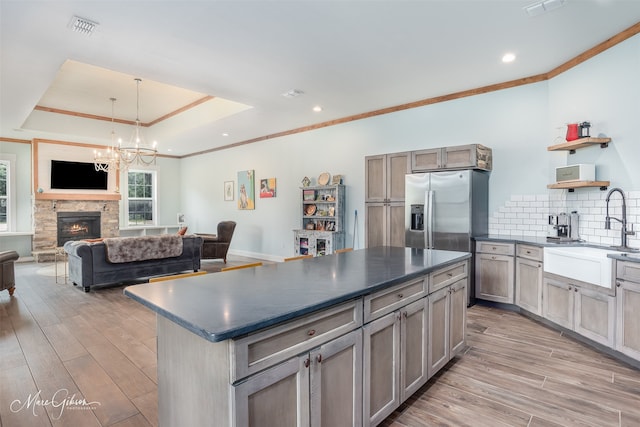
left=318, top=172, right=330, bottom=186
left=305, top=204, right=317, bottom=216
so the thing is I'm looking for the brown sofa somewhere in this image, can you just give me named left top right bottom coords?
left=196, top=221, right=236, bottom=263
left=0, top=250, right=19, bottom=296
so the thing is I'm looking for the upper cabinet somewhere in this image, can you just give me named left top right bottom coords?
left=412, top=144, right=492, bottom=172
left=365, top=152, right=411, bottom=203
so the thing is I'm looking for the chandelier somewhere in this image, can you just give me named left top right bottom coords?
left=94, top=97, right=121, bottom=172
left=93, top=78, right=158, bottom=172
left=118, top=78, right=158, bottom=168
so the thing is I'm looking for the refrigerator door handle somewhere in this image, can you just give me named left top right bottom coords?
left=426, top=190, right=434, bottom=249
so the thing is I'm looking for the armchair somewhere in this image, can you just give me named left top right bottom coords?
left=1, top=250, right=19, bottom=296
left=197, top=221, right=236, bottom=263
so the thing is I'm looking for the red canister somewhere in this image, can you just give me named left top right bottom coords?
left=566, top=123, right=579, bottom=141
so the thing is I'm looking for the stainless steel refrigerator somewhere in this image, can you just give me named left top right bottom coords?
left=405, top=170, right=489, bottom=303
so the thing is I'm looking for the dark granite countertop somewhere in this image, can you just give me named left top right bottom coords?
left=124, top=246, right=470, bottom=342
left=474, top=234, right=582, bottom=247
left=607, top=252, right=640, bottom=263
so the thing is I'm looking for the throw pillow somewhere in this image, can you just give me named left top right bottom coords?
left=177, top=226, right=188, bottom=236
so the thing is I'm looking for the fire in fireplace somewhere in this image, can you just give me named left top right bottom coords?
left=57, top=212, right=101, bottom=246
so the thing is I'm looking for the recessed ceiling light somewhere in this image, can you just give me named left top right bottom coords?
left=502, top=53, right=516, bottom=63
left=282, top=89, right=304, bottom=98
left=167, top=148, right=173, bottom=152
left=222, top=133, right=229, bottom=137
left=313, top=106, right=323, bottom=112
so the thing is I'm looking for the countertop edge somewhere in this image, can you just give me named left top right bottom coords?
left=474, top=235, right=640, bottom=263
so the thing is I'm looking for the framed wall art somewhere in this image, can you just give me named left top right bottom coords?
left=237, top=170, right=255, bottom=210
left=224, top=181, right=234, bottom=201
left=260, top=178, right=276, bottom=198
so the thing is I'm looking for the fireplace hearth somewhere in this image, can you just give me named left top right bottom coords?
left=57, top=212, right=101, bottom=246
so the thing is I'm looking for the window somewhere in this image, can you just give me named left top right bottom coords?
left=127, top=170, right=156, bottom=225
left=0, top=160, right=7, bottom=231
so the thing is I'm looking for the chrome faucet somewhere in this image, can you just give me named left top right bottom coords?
left=605, top=187, right=635, bottom=249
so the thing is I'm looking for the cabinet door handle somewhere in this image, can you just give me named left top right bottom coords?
left=397, top=293, right=404, bottom=299
left=616, top=281, right=622, bottom=288
left=304, top=358, right=310, bottom=368
left=575, top=287, right=578, bottom=292
left=492, top=246, right=497, bottom=250
left=316, top=354, right=322, bottom=363
left=568, top=286, right=572, bottom=291
left=307, top=329, right=316, bottom=336
left=403, top=311, right=408, bottom=318
left=491, top=256, right=496, bottom=260
left=447, top=272, right=454, bottom=277
left=526, top=250, right=531, bottom=254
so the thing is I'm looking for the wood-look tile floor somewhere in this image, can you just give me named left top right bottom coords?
left=1, top=260, right=639, bottom=427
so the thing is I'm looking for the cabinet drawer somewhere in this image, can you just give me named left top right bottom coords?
left=231, top=300, right=362, bottom=382
left=617, top=261, right=640, bottom=284
left=517, top=244, right=543, bottom=261
left=364, top=277, right=427, bottom=323
left=430, top=261, right=468, bottom=293
left=476, top=241, right=514, bottom=256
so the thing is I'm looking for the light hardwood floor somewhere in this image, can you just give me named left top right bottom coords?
left=1, top=260, right=639, bottom=427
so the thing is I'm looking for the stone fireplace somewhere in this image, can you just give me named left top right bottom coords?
left=57, top=211, right=101, bottom=246
left=33, top=199, right=120, bottom=257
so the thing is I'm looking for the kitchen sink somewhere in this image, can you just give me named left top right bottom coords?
left=543, top=246, right=626, bottom=288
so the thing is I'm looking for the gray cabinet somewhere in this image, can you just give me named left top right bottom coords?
left=363, top=277, right=427, bottom=426
left=475, top=242, right=515, bottom=303
left=542, top=275, right=574, bottom=329
left=234, top=329, right=363, bottom=427
left=515, top=244, right=544, bottom=315
left=412, top=144, right=492, bottom=172
left=428, top=278, right=467, bottom=378
left=363, top=262, right=467, bottom=427
left=363, top=311, right=400, bottom=426
left=615, top=261, right=640, bottom=360
left=234, top=354, right=309, bottom=427
left=365, top=152, right=410, bottom=203
left=365, top=152, right=410, bottom=248
left=543, top=273, right=615, bottom=347
left=295, top=184, right=345, bottom=256
left=364, top=202, right=405, bottom=248
left=361, top=300, right=430, bottom=424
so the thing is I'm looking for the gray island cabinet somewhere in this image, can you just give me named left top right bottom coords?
left=124, top=247, right=470, bottom=427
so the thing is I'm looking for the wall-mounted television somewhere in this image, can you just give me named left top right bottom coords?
left=50, top=160, right=109, bottom=190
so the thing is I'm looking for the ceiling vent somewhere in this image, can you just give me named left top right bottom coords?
left=524, top=0, right=566, bottom=17
left=68, top=15, right=99, bottom=36
left=282, top=89, right=304, bottom=98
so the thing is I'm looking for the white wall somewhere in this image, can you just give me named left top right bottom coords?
left=181, top=82, right=550, bottom=258
left=181, top=33, right=640, bottom=258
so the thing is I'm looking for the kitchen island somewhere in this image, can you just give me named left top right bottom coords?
left=125, top=246, right=470, bottom=427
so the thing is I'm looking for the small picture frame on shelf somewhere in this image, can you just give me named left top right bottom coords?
left=332, top=174, right=343, bottom=185
left=303, top=189, right=316, bottom=201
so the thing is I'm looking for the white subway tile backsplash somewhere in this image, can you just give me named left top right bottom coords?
left=489, top=191, right=640, bottom=249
